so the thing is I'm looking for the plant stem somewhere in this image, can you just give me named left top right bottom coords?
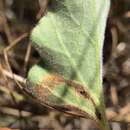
left=98, top=98, right=111, bottom=130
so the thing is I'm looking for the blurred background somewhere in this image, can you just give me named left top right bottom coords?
left=0, top=0, right=130, bottom=130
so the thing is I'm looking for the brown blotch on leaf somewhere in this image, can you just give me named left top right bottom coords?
left=39, top=74, right=95, bottom=106
left=65, top=80, right=91, bottom=100
left=42, top=74, right=65, bottom=89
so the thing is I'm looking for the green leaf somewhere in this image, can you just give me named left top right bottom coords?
left=26, top=0, right=110, bottom=129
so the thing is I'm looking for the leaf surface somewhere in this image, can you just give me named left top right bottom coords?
left=27, top=0, right=110, bottom=121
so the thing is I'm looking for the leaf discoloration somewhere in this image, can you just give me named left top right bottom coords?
left=40, top=74, right=94, bottom=103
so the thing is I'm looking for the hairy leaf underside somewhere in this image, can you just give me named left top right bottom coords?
left=26, top=0, right=110, bottom=121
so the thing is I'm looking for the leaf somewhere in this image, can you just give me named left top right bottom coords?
left=26, top=0, right=110, bottom=126
left=26, top=63, right=96, bottom=119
